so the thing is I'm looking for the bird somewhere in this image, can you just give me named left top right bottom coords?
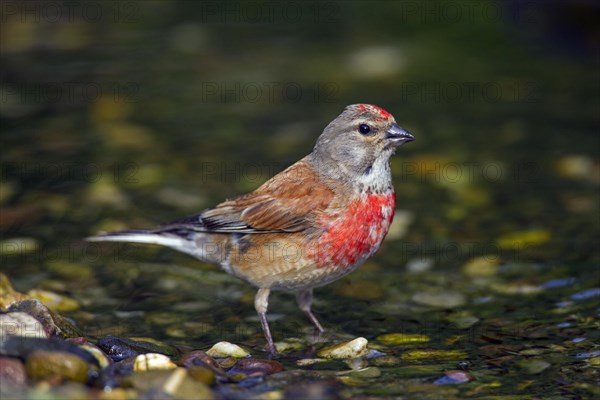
left=87, top=104, right=415, bottom=355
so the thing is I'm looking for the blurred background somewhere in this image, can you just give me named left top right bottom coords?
left=1, top=0, right=599, bottom=397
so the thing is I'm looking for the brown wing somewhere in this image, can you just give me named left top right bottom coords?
left=201, top=159, right=335, bottom=233
left=157, top=159, right=335, bottom=235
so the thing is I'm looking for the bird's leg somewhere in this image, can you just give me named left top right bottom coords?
left=255, top=288, right=278, bottom=355
left=296, top=288, right=325, bottom=333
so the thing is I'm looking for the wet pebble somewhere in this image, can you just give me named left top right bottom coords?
left=433, top=370, right=475, bottom=385
left=447, top=314, right=480, bottom=329
left=411, top=291, right=466, bottom=308
left=284, top=380, right=340, bottom=400
left=538, top=277, right=577, bottom=289
left=570, top=288, right=600, bottom=301
left=0, top=312, right=48, bottom=338
left=0, top=237, right=39, bottom=255
left=518, top=358, right=551, bottom=374
left=556, top=155, right=596, bottom=180
left=273, top=337, right=306, bottom=353
left=405, top=257, right=434, bottom=273
left=126, top=368, right=214, bottom=399
left=133, top=353, right=177, bottom=371
left=97, top=358, right=135, bottom=389
left=496, top=229, right=551, bottom=249
left=181, top=350, right=224, bottom=373
left=7, top=299, right=80, bottom=337
left=371, top=355, right=402, bottom=367
left=401, top=350, right=467, bottom=362
left=27, top=289, right=80, bottom=313
left=0, top=273, right=31, bottom=310
left=376, top=333, right=430, bottom=345
left=366, top=349, right=386, bottom=359
left=490, top=282, right=541, bottom=295
left=0, top=336, right=98, bottom=367
left=26, top=350, right=91, bottom=383
left=462, top=256, right=500, bottom=277
left=345, top=366, right=381, bottom=378
left=228, top=358, right=284, bottom=376
left=575, top=350, right=600, bottom=359
left=97, top=336, right=178, bottom=362
left=187, top=365, right=216, bottom=385
left=0, top=357, right=27, bottom=386
left=77, top=341, right=112, bottom=369
left=318, top=337, right=368, bottom=359
left=97, top=336, right=141, bottom=361
left=206, top=341, right=249, bottom=358
left=162, top=367, right=212, bottom=399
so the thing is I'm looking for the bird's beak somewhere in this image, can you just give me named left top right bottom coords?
left=385, top=122, right=415, bottom=146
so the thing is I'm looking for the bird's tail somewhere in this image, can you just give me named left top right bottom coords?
left=86, top=229, right=188, bottom=249
left=87, top=227, right=227, bottom=265
left=85, top=229, right=216, bottom=267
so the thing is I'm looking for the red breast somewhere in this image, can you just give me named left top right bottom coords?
left=311, top=192, right=396, bottom=269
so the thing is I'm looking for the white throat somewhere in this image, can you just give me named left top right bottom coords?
left=357, top=153, right=394, bottom=194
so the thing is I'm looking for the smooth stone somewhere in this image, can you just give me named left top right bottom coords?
left=496, top=229, right=551, bottom=249
left=462, top=256, right=500, bottom=277
left=0, top=237, right=39, bottom=255
left=187, top=366, right=216, bottom=385
left=538, top=277, right=577, bottom=289
left=0, top=357, right=27, bottom=385
left=376, top=333, right=430, bottom=345
left=206, top=341, right=249, bottom=358
left=284, top=381, right=340, bottom=400
left=7, top=299, right=81, bottom=337
left=133, top=353, right=177, bottom=371
left=164, top=368, right=214, bottom=399
left=570, top=288, right=600, bottom=301
left=433, top=370, right=475, bottom=385
left=126, top=369, right=214, bottom=400
left=318, top=337, right=369, bottom=359
left=371, top=355, right=402, bottom=367
left=26, top=350, right=91, bottom=383
left=447, top=315, right=480, bottom=329
left=0, top=273, right=31, bottom=310
left=0, top=273, right=15, bottom=293
left=346, top=366, right=382, bottom=378
left=228, top=358, right=284, bottom=376
left=401, top=350, right=468, bottom=361
left=405, top=257, right=434, bottom=273
left=97, top=358, right=136, bottom=390
left=273, top=337, right=306, bottom=353
left=518, top=359, right=551, bottom=374
left=411, top=291, right=466, bottom=308
left=296, top=358, right=328, bottom=366
left=0, top=336, right=98, bottom=367
left=214, top=357, right=238, bottom=369
left=78, top=342, right=113, bottom=369
left=180, top=350, right=225, bottom=375
left=27, top=289, right=80, bottom=312
left=0, top=312, right=48, bottom=338
left=97, top=336, right=141, bottom=362
left=97, top=336, right=178, bottom=362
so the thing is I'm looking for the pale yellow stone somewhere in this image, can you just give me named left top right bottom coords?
left=317, top=337, right=368, bottom=359
left=133, top=353, right=177, bottom=371
left=206, top=341, right=249, bottom=358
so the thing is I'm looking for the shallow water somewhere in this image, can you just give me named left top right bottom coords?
left=1, top=1, right=599, bottom=398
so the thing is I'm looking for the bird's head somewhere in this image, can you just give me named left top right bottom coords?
left=310, top=104, right=414, bottom=184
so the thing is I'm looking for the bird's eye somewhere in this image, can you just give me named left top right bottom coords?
left=358, top=124, right=371, bottom=135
